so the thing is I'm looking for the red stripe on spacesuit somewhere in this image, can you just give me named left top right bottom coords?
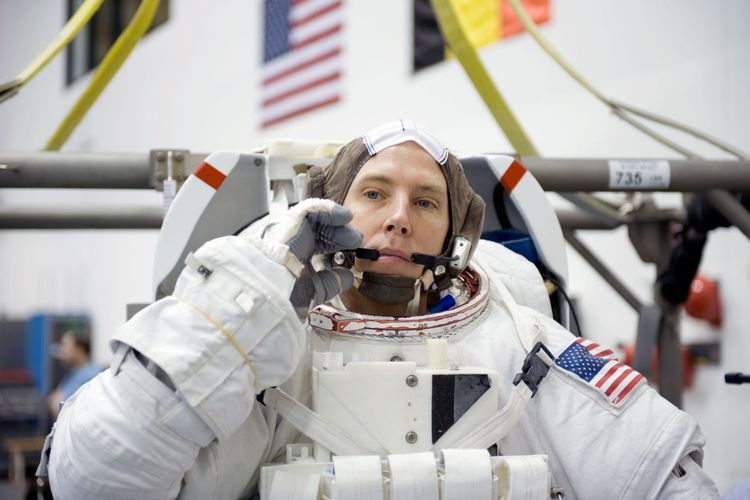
left=595, top=362, right=623, bottom=388
left=194, top=162, right=226, bottom=190
left=330, top=289, right=488, bottom=335
left=612, top=374, right=644, bottom=404
left=605, top=368, right=634, bottom=396
left=500, top=160, right=526, bottom=193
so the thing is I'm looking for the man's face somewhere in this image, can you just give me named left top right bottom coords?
left=58, top=332, right=78, bottom=366
left=342, top=141, right=450, bottom=279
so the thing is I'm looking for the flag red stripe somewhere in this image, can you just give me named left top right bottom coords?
left=292, top=24, right=341, bottom=50
left=595, top=362, right=623, bottom=388
left=262, top=95, right=340, bottom=128
left=263, top=48, right=340, bottom=86
left=605, top=368, right=633, bottom=396
left=613, top=374, right=644, bottom=404
left=193, top=161, right=226, bottom=190
left=576, top=338, right=614, bottom=358
left=262, top=72, right=340, bottom=107
left=291, top=1, right=342, bottom=28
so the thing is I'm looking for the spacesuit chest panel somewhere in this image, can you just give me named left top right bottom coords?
left=310, top=352, right=500, bottom=456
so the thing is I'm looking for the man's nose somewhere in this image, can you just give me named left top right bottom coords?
left=385, top=196, right=411, bottom=235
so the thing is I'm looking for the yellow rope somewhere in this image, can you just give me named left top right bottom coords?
left=504, top=0, right=749, bottom=160
left=430, top=0, right=539, bottom=156
left=0, top=0, right=104, bottom=102
left=45, top=0, right=161, bottom=150
left=172, top=294, right=258, bottom=378
left=0, top=0, right=105, bottom=104
left=20, top=0, right=106, bottom=83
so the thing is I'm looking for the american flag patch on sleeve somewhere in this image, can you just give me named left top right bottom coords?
left=555, top=337, right=646, bottom=406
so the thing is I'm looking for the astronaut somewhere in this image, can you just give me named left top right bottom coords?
left=43, top=120, right=718, bottom=499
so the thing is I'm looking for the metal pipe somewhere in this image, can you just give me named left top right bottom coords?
left=516, top=157, right=750, bottom=192
left=657, top=302, right=683, bottom=408
left=556, top=208, right=624, bottom=230
left=0, top=205, right=162, bottom=229
left=0, top=152, right=152, bottom=189
left=706, top=190, right=750, bottom=238
left=0, top=206, right=683, bottom=231
left=2, top=152, right=750, bottom=192
left=563, top=230, right=642, bottom=312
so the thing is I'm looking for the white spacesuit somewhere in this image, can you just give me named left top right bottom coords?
left=42, top=121, right=719, bottom=500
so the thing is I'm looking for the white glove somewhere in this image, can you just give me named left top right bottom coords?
left=263, top=198, right=362, bottom=306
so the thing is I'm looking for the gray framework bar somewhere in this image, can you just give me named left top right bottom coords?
left=0, top=206, right=162, bottom=229
left=0, top=152, right=153, bottom=189
left=2, top=152, right=750, bottom=191
left=516, top=157, right=750, bottom=192
left=563, top=230, right=642, bottom=312
left=0, top=206, right=689, bottom=230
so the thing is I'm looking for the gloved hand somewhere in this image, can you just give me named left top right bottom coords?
left=289, top=266, right=355, bottom=309
left=263, top=198, right=362, bottom=306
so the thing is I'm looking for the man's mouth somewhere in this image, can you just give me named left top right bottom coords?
left=354, top=248, right=411, bottom=262
left=377, top=249, right=410, bottom=261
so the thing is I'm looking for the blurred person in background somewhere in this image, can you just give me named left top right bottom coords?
left=47, top=329, right=100, bottom=418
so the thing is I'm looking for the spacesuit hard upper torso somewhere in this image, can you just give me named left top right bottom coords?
left=45, top=233, right=718, bottom=500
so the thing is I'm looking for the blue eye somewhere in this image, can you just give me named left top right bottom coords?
left=417, top=199, right=434, bottom=209
left=365, top=191, right=380, bottom=200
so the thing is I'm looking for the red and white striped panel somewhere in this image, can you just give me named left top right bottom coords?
left=486, top=155, right=568, bottom=288
left=152, top=152, right=243, bottom=296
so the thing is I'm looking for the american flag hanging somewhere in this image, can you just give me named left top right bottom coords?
left=556, top=337, right=646, bottom=406
left=261, top=0, right=343, bottom=128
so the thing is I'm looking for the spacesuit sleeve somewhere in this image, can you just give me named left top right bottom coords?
left=630, top=417, right=720, bottom=499
left=654, top=452, right=720, bottom=499
left=48, top=348, right=215, bottom=500
left=48, top=231, right=307, bottom=499
left=605, top=364, right=720, bottom=499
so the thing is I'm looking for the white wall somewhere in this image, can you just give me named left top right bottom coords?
left=1, top=0, right=748, bottom=490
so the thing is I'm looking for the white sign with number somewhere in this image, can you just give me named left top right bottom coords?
left=608, top=160, right=671, bottom=190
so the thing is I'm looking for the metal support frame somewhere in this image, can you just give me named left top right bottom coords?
left=654, top=299, right=684, bottom=408
left=562, top=230, right=642, bottom=312
left=3, top=151, right=748, bottom=408
left=562, top=196, right=690, bottom=407
left=3, top=153, right=750, bottom=191
left=516, top=157, right=750, bottom=192
left=150, top=149, right=191, bottom=192
left=0, top=206, right=683, bottom=231
left=706, top=190, right=750, bottom=238
left=0, top=205, right=162, bottom=229
left=0, top=150, right=206, bottom=190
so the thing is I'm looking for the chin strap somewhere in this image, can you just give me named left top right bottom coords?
left=353, top=248, right=458, bottom=280
left=410, top=252, right=458, bottom=277
left=404, top=279, right=423, bottom=316
left=331, top=248, right=455, bottom=310
left=357, top=272, right=419, bottom=305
